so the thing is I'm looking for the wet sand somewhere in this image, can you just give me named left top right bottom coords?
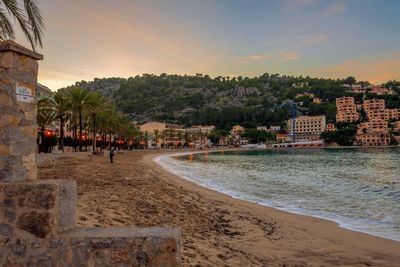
left=39, top=150, right=400, bottom=267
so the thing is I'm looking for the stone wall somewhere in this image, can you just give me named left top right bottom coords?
left=0, top=41, right=42, bottom=182
left=0, top=180, right=181, bottom=266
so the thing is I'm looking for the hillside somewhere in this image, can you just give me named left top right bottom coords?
left=63, top=74, right=400, bottom=129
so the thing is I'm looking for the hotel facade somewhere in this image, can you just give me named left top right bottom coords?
left=287, top=115, right=326, bottom=142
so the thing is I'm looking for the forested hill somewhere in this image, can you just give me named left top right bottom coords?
left=65, top=74, right=400, bottom=130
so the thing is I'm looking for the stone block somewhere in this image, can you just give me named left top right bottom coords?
left=57, top=180, right=77, bottom=232
left=0, top=180, right=77, bottom=237
left=0, top=114, right=21, bottom=128
left=0, top=51, right=14, bottom=68
left=0, top=145, right=10, bottom=156
left=17, top=211, right=52, bottom=238
left=0, top=91, right=14, bottom=107
left=20, top=126, right=37, bottom=137
left=0, top=223, right=13, bottom=236
left=58, top=227, right=182, bottom=267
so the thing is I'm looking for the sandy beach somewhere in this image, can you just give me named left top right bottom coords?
left=38, top=150, right=400, bottom=267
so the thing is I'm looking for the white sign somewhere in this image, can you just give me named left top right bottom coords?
left=16, top=85, right=33, bottom=96
left=17, top=94, right=34, bottom=103
left=16, top=83, right=34, bottom=103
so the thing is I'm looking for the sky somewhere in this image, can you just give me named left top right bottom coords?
left=13, top=0, right=400, bottom=90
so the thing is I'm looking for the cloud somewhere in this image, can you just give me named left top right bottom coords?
left=279, top=51, right=300, bottom=61
left=240, top=54, right=270, bottom=64
left=308, top=52, right=400, bottom=83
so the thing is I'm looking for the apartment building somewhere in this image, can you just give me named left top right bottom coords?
left=363, top=99, right=400, bottom=121
left=370, top=86, right=395, bottom=95
left=363, top=99, right=386, bottom=111
left=139, top=122, right=184, bottom=134
left=336, top=96, right=360, bottom=123
left=394, top=121, right=400, bottom=132
left=185, top=125, right=215, bottom=134
left=355, top=119, right=390, bottom=146
left=287, top=115, right=326, bottom=141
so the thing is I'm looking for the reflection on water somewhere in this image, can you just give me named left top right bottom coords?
left=156, top=147, right=400, bottom=241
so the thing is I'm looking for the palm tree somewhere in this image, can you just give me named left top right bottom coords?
left=43, top=91, right=71, bottom=152
left=84, top=92, right=106, bottom=152
left=0, top=0, right=44, bottom=50
left=68, top=87, right=97, bottom=152
left=37, top=99, right=56, bottom=153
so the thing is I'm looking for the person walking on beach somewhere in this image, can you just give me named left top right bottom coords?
left=109, top=148, right=115, bottom=163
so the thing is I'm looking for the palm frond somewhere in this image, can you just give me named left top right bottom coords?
left=23, top=0, right=44, bottom=47
left=0, top=7, right=14, bottom=41
left=1, top=0, right=44, bottom=50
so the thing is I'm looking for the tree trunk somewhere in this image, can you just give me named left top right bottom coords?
left=109, top=131, right=112, bottom=150
left=73, top=124, right=77, bottom=152
left=41, top=125, right=45, bottom=153
left=59, top=114, right=64, bottom=152
left=79, top=109, right=83, bottom=152
left=92, top=114, right=96, bottom=153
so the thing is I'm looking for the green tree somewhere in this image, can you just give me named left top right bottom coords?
left=242, top=129, right=275, bottom=144
left=68, top=87, right=98, bottom=151
left=321, top=127, right=357, bottom=146
left=0, top=0, right=44, bottom=50
left=37, top=99, right=56, bottom=153
left=42, top=91, right=71, bottom=152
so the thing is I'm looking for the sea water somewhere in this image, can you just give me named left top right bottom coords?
left=154, top=147, right=400, bottom=241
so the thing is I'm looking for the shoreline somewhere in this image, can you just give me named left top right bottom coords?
left=151, top=147, right=400, bottom=242
left=149, top=150, right=400, bottom=243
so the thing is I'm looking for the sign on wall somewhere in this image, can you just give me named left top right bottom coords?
left=16, top=83, right=34, bottom=103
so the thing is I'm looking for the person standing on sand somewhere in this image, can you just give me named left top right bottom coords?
left=109, top=148, right=115, bottom=163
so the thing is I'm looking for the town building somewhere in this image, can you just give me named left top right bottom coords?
left=270, top=125, right=281, bottom=131
left=287, top=115, right=326, bottom=142
left=344, top=84, right=367, bottom=94
left=355, top=119, right=391, bottom=146
left=257, top=125, right=281, bottom=132
left=326, top=123, right=337, bottom=131
left=336, top=96, right=360, bottom=123
left=256, top=126, right=268, bottom=131
left=36, top=83, right=53, bottom=98
left=295, top=92, right=314, bottom=98
left=370, top=86, right=395, bottom=95
left=394, top=121, right=400, bottom=132
left=292, top=82, right=309, bottom=88
left=185, top=125, right=215, bottom=134
left=139, top=122, right=185, bottom=148
left=363, top=99, right=400, bottom=121
left=276, top=133, right=290, bottom=142
left=355, top=132, right=390, bottom=146
left=357, top=119, right=388, bottom=133
left=139, top=122, right=184, bottom=134
left=230, top=125, right=245, bottom=136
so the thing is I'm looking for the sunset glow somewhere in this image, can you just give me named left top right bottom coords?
left=13, top=0, right=400, bottom=90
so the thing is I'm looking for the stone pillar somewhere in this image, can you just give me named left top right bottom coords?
left=0, top=40, right=43, bottom=182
